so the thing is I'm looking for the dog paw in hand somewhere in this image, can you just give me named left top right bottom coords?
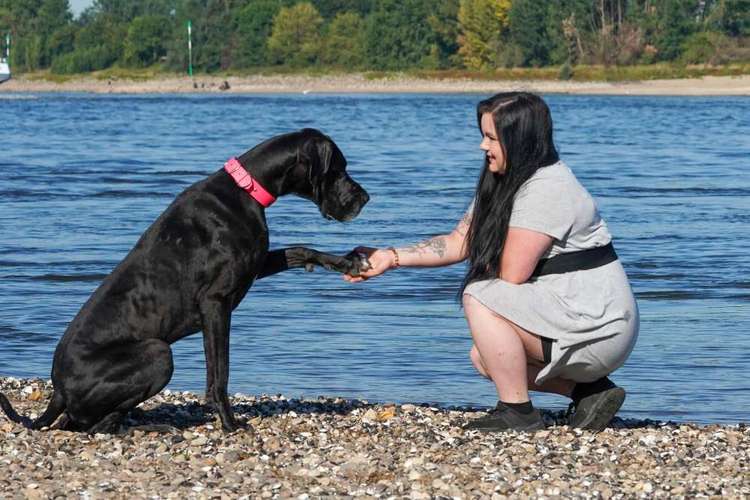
left=286, top=247, right=370, bottom=275
left=343, top=250, right=372, bottom=276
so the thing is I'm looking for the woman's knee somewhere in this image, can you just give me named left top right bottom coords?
left=469, top=344, right=482, bottom=365
left=469, top=344, right=489, bottom=378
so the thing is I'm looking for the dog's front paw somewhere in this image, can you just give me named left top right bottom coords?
left=310, top=251, right=371, bottom=276
left=285, top=247, right=370, bottom=275
left=342, top=250, right=372, bottom=276
left=215, top=413, right=248, bottom=433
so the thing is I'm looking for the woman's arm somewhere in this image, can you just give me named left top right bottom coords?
left=499, top=227, right=554, bottom=284
left=344, top=212, right=471, bottom=282
left=396, top=210, right=471, bottom=267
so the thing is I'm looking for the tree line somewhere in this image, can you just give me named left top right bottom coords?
left=0, top=0, right=748, bottom=75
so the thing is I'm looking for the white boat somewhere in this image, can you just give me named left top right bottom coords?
left=0, top=34, right=10, bottom=84
left=0, top=61, right=9, bottom=84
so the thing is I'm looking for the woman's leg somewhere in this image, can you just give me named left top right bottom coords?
left=526, top=362, right=575, bottom=398
left=464, top=294, right=629, bottom=431
left=463, top=295, right=530, bottom=403
left=469, top=344, right=573, bottom=396
left=464, top=295, right=576, bottom=400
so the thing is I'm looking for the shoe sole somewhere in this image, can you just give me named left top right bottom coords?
left=466, top=420, right=546, bottom=433
left=570, top=387, right=625, bottom=431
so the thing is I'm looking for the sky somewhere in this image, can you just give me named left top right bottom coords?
left=69, top=0, right=94, bottom=17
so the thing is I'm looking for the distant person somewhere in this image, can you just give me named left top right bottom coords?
left=344, top=92, right=639, bottom=432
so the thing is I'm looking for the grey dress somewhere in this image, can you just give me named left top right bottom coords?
left=463, top=161, right=639, bottom=384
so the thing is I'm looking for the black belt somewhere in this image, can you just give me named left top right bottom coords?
left=531, top=242, right=618, bottom=278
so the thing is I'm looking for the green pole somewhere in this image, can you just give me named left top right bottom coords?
left=187, top=20, right=193, bottom=77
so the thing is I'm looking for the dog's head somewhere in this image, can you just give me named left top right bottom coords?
left=294, top=129, right=369, bottom=222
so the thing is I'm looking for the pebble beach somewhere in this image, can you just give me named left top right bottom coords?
left=1, top=377, right=748, bottom=498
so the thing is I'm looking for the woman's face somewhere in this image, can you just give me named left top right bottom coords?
left=480, top=112, right=506, bottom=174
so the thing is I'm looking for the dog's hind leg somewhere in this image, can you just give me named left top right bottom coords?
left=87, top=410, right=127, bottom=434
left=67, top=339, right=174, bottom=433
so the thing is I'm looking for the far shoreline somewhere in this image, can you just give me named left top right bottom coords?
left=2, top=73, right=749, bottom=96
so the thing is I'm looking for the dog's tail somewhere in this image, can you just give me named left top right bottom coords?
left=0, top=390, right=65, bottom=430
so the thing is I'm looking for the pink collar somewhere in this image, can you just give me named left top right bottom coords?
left=224, top=157, right=277, bottom=208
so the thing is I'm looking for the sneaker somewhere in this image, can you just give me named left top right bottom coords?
left=568, top=378, right=626, bottom=431
left=464, top=402, right=545, bottom=433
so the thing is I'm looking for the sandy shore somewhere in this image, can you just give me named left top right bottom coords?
left=1, top=377, right=748, bottom=498
left=1, top=73, right=749, bottom=95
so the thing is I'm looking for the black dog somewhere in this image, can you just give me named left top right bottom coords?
left=0, top=129, right=369, bottom=433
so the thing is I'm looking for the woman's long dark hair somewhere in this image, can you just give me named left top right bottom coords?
left=459, top=92, right=560, bottom=296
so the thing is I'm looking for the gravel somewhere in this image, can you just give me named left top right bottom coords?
left=1, top=376, right=748, bottom=498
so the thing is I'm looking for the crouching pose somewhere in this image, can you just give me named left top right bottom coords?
left=345, top=92, right=638, bottom=432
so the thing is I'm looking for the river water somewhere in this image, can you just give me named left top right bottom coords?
left=1, top=92, right=748, bottom=424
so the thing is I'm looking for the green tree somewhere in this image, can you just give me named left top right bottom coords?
left=427, top=0, right=460, bottom=68
left=167, top=0, right=238, bottom=72
left=457, top=0, right=511, bottom=70
left=123, top=14, right=170, bottom=67
left=233, top=0, right=283, bottom=67
left=507, top=0, right=554, bottom=66
left=654, top=0, right=697, bottom=61
left=89, top=0, right=151, bottom=22
left=38, top=0, right=72, bottom=64
left=321, top=11, right=365, bottom=67
left=705, top=0, right=750, bottom=36
left=0, top=0, right=72, bottom=71
left=267, top=2, right=324, bottom=66
left=363, top=0, right=438, bottom=70
left=47, top=23, right=76, bottom=60
left=680, top=30, right=730, bottom=63
left=310, top=0, right=372, bottom=19
left=73, top=13, right=126, bottom=63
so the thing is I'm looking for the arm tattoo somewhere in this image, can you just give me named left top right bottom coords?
left=402, top=237, right=448, bottom=258
left=456, top=211, right=472, bottom=236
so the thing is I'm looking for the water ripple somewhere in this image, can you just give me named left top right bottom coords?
left=1, top=94, right=748, bottom=424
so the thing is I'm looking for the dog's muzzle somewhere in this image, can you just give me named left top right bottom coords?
left=323, top=181, right=369, bottom=222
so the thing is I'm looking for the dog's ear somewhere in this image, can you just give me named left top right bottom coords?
left=316, top=139, right=335, bottom=175
left=301, top=138, right=334, bottom=185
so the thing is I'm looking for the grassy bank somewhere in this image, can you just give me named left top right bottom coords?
left=405, top=62, right=750, bottom=82
left=19, top=62, right=750, bottom=85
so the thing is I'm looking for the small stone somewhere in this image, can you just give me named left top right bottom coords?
left=28, top=389, right=44, bottom=401
left=191, top=436, right=208, bottom=447
left=377, top=406, right=396, bottom=421
left=362, top=409, right=378, bottom=422
left=0, top=375, right=745, bottom=498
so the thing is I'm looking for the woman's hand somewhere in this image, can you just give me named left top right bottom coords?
left=343, top=246, right=396, bottom=283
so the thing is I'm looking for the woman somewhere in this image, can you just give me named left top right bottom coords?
left=344, top=92, right=638, bottom=433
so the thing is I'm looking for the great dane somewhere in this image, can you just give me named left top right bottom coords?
left=0, top=128, right=369, bottom=433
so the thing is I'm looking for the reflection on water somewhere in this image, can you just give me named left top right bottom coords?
left=1, top=93, right=749, bottom=424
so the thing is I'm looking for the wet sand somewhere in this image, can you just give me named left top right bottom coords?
left=1, top=73, right=749, bottom=95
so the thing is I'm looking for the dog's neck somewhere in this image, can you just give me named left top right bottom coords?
left=224, top=158, right=277, bottom=207
left=235, top=144, right=301, bottom=202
